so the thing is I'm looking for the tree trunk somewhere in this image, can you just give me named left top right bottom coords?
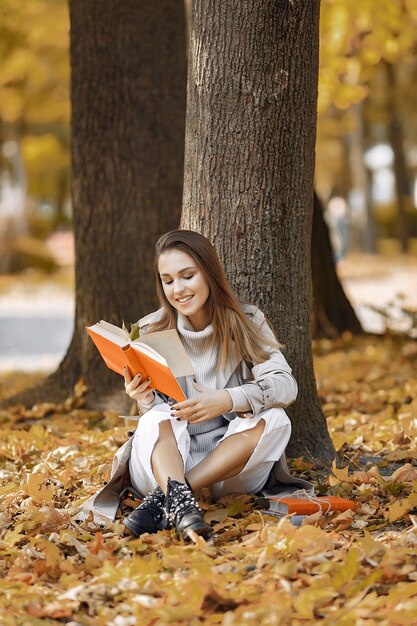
left=311, top=192, right=363, bottom=338
left=346, top=102, right=376, bottom=253
left=181, top=0, right=335, bottom=462
left=385, top=61, right=411, bottom=253
left=2, top=0, right=186, bottom=410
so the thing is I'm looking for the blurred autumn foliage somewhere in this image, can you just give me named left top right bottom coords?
left=0, top=0, right=69, bottom=205
left=319, top=0, right=417, bottom=112
left=1, top=334, right=417, bottom=624
left=1, top=0, right=417, bottom=255
left=317, top=0, right=417, bottom=253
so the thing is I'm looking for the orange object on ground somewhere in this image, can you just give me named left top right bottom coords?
left=262, top=495, right=355, bottom=515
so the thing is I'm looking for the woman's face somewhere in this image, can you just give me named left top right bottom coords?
left=158, top=249, right=211, bottom=330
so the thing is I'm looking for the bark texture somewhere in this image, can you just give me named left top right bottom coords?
left=311, top=192, right=363, bottom=338
left=2, top=0, right=186, bottom=410
left=182, top=0, right=335, bottom=462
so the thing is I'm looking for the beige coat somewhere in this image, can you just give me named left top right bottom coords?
left=77, top=305, right=313, bottom=524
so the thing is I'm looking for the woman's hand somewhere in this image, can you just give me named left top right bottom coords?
left=124, top=366, right=154, bottom=404
left=171, top=382, right=233, bottom=423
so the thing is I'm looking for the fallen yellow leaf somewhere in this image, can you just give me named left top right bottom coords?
left=25, top=473, right=54, bottom=503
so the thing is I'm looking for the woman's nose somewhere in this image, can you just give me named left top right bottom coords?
left=173, top=280, right=186, bottom=294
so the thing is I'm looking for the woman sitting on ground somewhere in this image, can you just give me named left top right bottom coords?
left=122, top=229, right=298, bottom=541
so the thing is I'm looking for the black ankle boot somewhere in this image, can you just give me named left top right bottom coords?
left=123, top=486, right=167, bottom=537
left=165, top=478, right=213, bottom=541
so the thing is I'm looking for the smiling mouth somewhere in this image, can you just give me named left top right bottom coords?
left=176, top=295, right=194, bottom=304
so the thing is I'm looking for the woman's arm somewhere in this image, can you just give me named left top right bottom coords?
left=170, top=383, right=233, bottom=423
left=225, top=308, right=298, bottom=417
left=136, top=390, right=167, bottom=415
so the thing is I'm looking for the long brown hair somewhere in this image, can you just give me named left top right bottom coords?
left=149, top=230, right=280, bottom=368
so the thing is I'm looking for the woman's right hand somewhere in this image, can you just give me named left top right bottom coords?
left=123, top=366, right=154, bottom=403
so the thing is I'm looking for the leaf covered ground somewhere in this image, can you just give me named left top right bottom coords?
left=1, top=333, right=417, bottom=626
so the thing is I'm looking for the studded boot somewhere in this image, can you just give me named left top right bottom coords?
left=165, top=477, right=213, bottom=541
left=123, top=486, right=167, bottom=536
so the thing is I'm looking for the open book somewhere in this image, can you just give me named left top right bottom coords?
left=86, top=321, right=195, bottom=402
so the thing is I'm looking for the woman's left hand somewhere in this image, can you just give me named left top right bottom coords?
left=171, top=382, right=233, bottom=423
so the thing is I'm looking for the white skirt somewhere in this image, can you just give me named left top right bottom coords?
left=129, top=403, right=291, bottom=500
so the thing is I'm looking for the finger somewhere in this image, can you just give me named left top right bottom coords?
left=136, top=378, right=152, bottom=393
left=129, top=378, right=151, bottom=396
left=127, top=382, right=151, bottom=400
left=123, top=366, right=133, bottom=384
left=126, top=373, right=142, bottom=391
left=171, top=403, right=198, bottom=417
left=171, top=399, right=195, bottom=410
left=188, top=414, right=207, bottom=424
left=184, top=409, right=202, bottom=422
left=172, top=409, right=193, bottom=420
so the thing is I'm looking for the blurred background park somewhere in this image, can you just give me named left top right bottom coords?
left=1, top=0, right=417, bottom=375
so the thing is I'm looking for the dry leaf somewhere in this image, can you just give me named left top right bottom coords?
left=390, top=463, right=417, bottom=483
left=24, top=472, right=54, bottom=503
left=386, top=492, right=417, bottom=522
left=2, top=330, right=417, bottom=624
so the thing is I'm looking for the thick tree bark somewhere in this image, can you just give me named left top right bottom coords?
left=311, top=192, right=363, bottom=338
left=182, top=0, right=335, bottom=462
left=2, top=0, right=186, bottom=410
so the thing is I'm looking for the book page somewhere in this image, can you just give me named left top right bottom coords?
left=134, top=330, right=195, bottom=378
left=124, top=343, right=168, bottom=366
left=87, top=323, right=127, bottom=347
left=97, top=320, right=130, bottom=340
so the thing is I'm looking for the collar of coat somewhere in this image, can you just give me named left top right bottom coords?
left=138, top=304, right=259, bottom=389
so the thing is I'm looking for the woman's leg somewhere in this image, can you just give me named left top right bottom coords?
left=127, top=418, right=211, bottom=539
left=151, top=420, right=185, bottom=492
left=186, top=419, right=265, bottom=492
left=150, top=420, right=212, bottom=539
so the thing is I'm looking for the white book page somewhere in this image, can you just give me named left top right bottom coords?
left=97, top=320, right=129, bottom=340
left=126, top=343, right=168, bottom=367
left=134, top=330, right=195, bottom=377
left=88, top=323, right=127, bottom=347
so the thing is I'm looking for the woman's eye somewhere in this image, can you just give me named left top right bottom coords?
left=163, top=280, right=173, bottom=285
left=184, top=275, right=194, bottom=280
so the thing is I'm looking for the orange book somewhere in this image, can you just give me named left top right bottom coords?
left=86, top=321, right=195, bottom=403
left=258, top=495, right=355, bottom=516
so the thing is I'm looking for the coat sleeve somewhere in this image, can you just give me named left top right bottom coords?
left=136, top=391, right=167, bottom=415
left=225, top=308, right=298, bottom=417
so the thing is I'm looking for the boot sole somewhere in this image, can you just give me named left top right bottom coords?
left=180, top=523, right=213, bottom=542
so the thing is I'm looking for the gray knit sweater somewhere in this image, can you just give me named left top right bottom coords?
left=176, top=313, right=229, bottom=465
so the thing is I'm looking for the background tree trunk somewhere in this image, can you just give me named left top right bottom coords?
left=346, top=102, right=376, bottom=254
left=181, top=0, right=335, bottom=462
left=2, top=0, right=186, bottom=410
left=312, top=192, right=363, bottom=338
left=385, top=61, right=412, bottom=253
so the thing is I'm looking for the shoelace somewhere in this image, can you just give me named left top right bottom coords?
left=139, top=488, right=165, bottom=516
left=166, top=484, right=203, bottom=526
left=289, top=488, right=330, bottom=510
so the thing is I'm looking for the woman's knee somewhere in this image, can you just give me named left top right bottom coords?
left=157, top=419, right=175, bottom=439
left=248, top=418, right=266, bottom=443
left=233, top=418, right=266, bottom=452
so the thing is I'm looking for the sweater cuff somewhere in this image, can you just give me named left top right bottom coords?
left=225, top=387, right=252, bottom=413
left=137, top=391, right=156, bottom=414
